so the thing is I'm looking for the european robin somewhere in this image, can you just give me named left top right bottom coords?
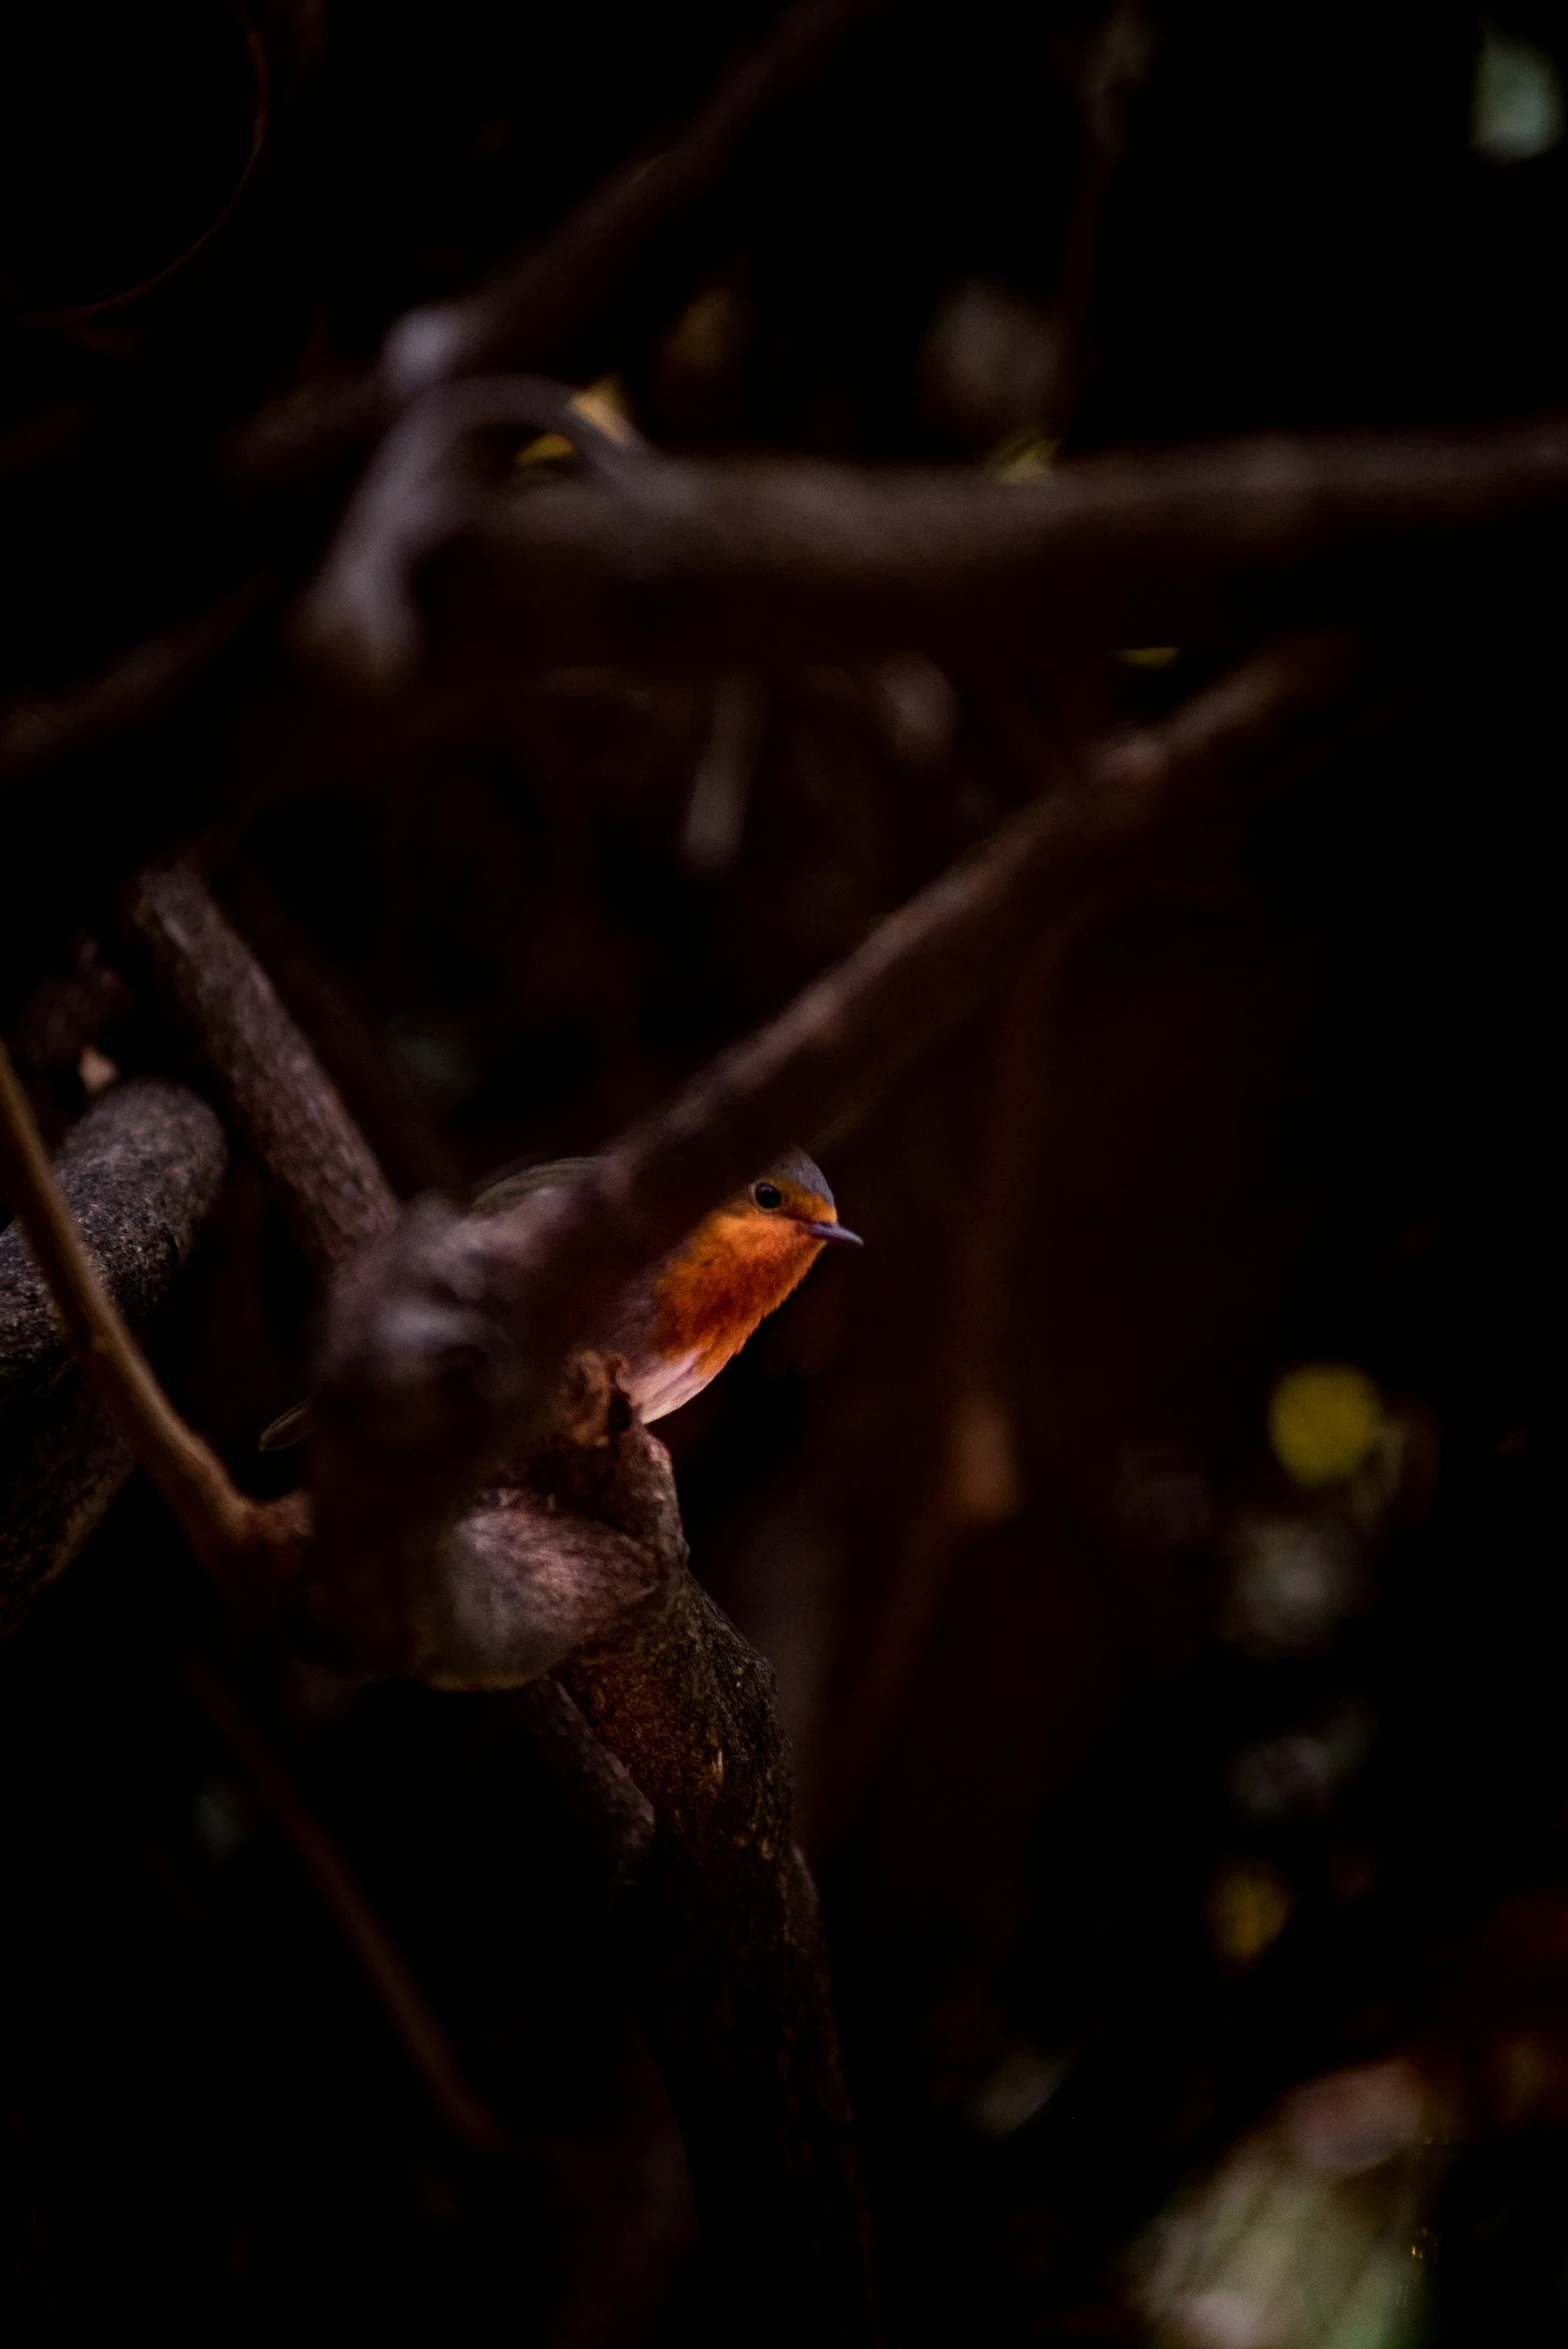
left=261, top=1146, right=859, bottom=1447
left=474, top=1145, right=860, bottom=1421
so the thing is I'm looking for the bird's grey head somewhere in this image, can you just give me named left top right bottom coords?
left=759, top=1145, right=835, bottom=1210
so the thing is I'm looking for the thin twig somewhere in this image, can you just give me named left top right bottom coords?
left=181, top=1651, right=508, bottom=2154
left=225, top=0, right=896, bottom=502
left=1045, top=0, right=1155, bottom=440
left=3, top=1078, right=229, bottom=1632
left=0, top=1041, right=270, bottom=1578
left=0, top=567, right=287, bottom=795
left=388, top=0, right=895, bottom=397
left=682, top=671, right=767, bottom=874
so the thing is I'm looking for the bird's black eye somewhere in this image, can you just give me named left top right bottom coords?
left=753, top=1180, right=783, bottom=1210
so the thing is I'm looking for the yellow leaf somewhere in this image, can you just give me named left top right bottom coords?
left=1268, top=1363, right=1385, bottom=1488
left=515, top=377, right=637, bottom=470
left=1208, top=1857, right=1294, bottom=1966
left=988, top=431, right=1058, bottom=482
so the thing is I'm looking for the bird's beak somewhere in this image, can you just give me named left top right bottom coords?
left=798, top=1219, right=863, bottom=1247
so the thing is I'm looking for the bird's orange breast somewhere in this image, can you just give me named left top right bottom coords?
left=649, top=1209, right=825, bottom=1382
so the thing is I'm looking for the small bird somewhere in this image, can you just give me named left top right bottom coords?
left=261, top=1145, right=859, bottom=1447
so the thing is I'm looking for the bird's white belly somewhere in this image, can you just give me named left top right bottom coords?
left=626, top=1346, right=710, bottom=1423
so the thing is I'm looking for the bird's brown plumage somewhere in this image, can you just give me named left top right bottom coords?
left=260, top=1147, right=859, bottom=1449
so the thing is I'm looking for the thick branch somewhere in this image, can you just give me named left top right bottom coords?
left=418, top=416, right=1568, bottom=680
left=101, top=871, right=875, bottom=2326
left=0, top=1387, right=129, bottom=1641
left=214, top=858, right=461, bottom=1198
left=0, top=1011, right=667, bottom=1675
left=121, top=862, right=398, bottom=1274
left=566, top=1568, right=878, bottom=2343
left=117, top=863, right=688, bottom=1684
left=401, top=1352, right=689, bottom=1689
left=1, top=1078, right=226, bottom=1409
left=9, top=407, right=1564, bottom=939
left=12, top=865, right=874, bottom=2330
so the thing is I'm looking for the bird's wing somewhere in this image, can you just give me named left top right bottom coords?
left=478, top=1157, right=665, bottom=1367
left=470, top=1156, right=600, bottom=1216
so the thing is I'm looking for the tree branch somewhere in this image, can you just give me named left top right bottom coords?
left=0, top=567, right=287, bottom=795
left=0, top=1013, right=673, bottom=1674
left=223, top=0, right=895, bottom=504
left=113, top=863, right=692, bottom=1682
left=566, top=1571, right=879, bottom=2343
left=304, top=632, right=1374, bottom=1619
left=3, top=0, right=892, bottom=816
left=120, top=862, right=400, bottom=1276
left=0, top=1072, right=615, bottom=2170
left=180, top=1651, right=508, bottom=2155
left=103, top=864, right=880, bottom=2329
left=213, top=857, right=462, bottom=1199
left=411, top=414, right=1568, bottom=684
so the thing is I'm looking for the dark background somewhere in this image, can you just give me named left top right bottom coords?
left=4, top=3, right=1568, bottom=2339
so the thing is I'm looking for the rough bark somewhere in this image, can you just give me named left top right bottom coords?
left=120, top=861, right=398, bottom=1275
left=214, top=857, right=461, bottom=1198
left=399, top=1352, right=690, bottom=1691
left=567, top=1570, right=879, bottom=2344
